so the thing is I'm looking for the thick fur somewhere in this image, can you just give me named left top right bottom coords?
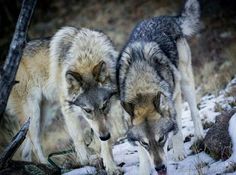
left=6, top=27, right=126, bottom=174
left=117, top=0, right=203, bottom=174
left=178, top=0, right=200, bottom=36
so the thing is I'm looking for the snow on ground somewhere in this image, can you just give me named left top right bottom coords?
left=65, top=77, right=236, bottom=175
left=64, top=166, right=97, bottom=175
left=229, top=114, right=236, bottom=162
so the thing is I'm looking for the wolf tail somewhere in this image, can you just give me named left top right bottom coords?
left=178, top=0, right=200, bottom=37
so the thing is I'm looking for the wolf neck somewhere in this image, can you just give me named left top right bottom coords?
left=122, top=41, right=174, bottom=103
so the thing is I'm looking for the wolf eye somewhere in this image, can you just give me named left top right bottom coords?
left=101, top=100, right=108, bottom=110
left=101, top=105, right=106, bottom=111
left=158, top=135, right=166, bottom=143
left=83, top=108, right=92, bottom=114
left=140, top=140, right=149, bottom=147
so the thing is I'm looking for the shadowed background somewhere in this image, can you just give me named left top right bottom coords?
left=0, top=0, right=236, bottom=165
left=1, top=0, right=236, bottom=95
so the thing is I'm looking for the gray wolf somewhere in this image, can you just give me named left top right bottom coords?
left=6, top=27, right=125, bottom=174
left=116, top=0, right=204, bottom=174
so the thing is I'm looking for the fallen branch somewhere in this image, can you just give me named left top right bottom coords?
left=0, top=160, right=60, bottom=175
left=0, top=118, right=30, bottom=169
left=0, top=0, right=37, bottom=117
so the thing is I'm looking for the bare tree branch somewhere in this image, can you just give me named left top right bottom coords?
left=0, top=0, right=37, bottom=117
left=0, top=118, right=30, bottom=169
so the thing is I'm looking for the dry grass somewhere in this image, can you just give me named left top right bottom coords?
left=194, top=155, right=208, bottom=175
left=194, top=42, right=236, bottom=98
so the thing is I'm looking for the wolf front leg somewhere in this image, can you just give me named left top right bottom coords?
left=61, top=104, right=90, bottom=165
left=100, top=140, right=122, bottom=175
left=177, top=38, right=204, bottom=140
left=138, top=144, right=152, bottom=175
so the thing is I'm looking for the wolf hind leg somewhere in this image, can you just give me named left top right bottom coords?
left=172, top=90, right=186, bottom=161
left=177, top=38, right=204, bottom=140
left=181, top=78, right=204, bottom=140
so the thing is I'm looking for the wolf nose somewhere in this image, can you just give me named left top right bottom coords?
left=99, top=133, right=111, bottom=141
left=155, top=164, right=167, bottom=174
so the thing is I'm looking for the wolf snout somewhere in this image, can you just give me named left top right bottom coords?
left=99, top=132, right=111, bottom=141
left=155, top=164, right=167, bottom=175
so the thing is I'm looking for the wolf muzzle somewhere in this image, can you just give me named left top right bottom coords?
left=99, top=133, right=111, bottom=141
left=155, top=164, right=167, bottom=175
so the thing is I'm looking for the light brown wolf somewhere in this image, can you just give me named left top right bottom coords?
left=6, top=27, right=126, bottom=174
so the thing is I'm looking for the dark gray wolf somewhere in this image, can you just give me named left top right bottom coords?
left=116, top=0, right=204, bottom=174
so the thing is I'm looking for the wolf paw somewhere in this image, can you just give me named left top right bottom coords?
left=173, top=151, right=186, bottom=161
left=78, top=157, right=89, bottom=166
left=106, top=167, right=123, bottom=175
left=76, top=146, right=93, bottom=166
left=89, top=155, right=103, bottom=167
left=194, top=133, right=204, bottom=142
left=194, top=121, right=204, bottom=140
left=76, top=150, right=90, bottom=166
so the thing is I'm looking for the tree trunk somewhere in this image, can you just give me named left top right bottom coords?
left=0, top=0, right=37, bottom=117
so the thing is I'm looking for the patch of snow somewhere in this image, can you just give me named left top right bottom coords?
left=229, top=114, right=236, bottom=162
left=63, top=166, right=96, bottom=175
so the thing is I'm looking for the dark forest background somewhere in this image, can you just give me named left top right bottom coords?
left=0, top=0, right=236, bottom=95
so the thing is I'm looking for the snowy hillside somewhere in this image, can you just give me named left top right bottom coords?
left=65, top=76, right=236, bottom=175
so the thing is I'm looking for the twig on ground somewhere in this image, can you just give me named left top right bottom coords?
left=0, top=118, right=30, bottom=169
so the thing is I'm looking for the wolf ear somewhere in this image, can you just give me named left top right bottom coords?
left=93, top=60, right=108, bottom=83
left=121, top=101, right=134, bottom=118
left=65, top=71, right=82, bottom=87
left=153, top=92, right=168, bottom=114
left=153, top=92, right=161, bottom=112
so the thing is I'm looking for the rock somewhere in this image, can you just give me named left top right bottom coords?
left=204, top=109, right=236, bottom=160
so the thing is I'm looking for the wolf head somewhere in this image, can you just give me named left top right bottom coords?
left=118, top=42, right=177, bottom=172
left=122, top=92, right=176, bottom=172
left=127, top=117, right=175, bottom=172
left=70, top=87, right=116, bottom=141
left=50, top=27, right=118, bottom=141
